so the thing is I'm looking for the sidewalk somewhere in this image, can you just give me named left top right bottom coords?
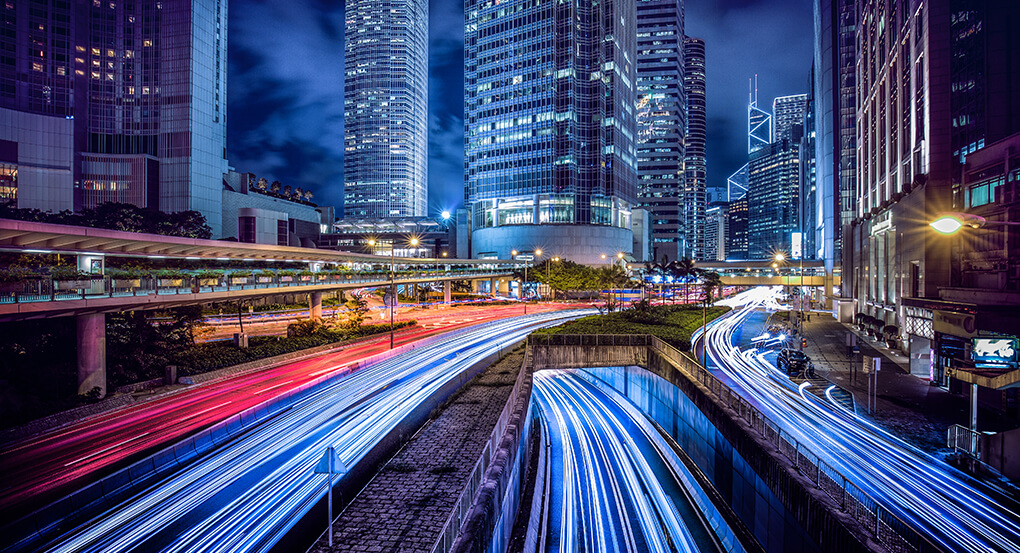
left=798, top=312, right=969, bottom=454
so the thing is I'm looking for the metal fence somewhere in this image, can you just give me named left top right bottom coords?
left=947, top=424, right=979, bottom=458
left=646, top=335, right=946, bottom=553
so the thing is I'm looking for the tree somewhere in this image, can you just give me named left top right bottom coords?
left=270, top=180, right=282, bottom=193
left=294, top=187, right=304, bottom=200
left=282, top=185, right=292, bottom=197
left=106, top=306, right=204, bottom=387
left=700, top=271, right=722, bottom=304
left=339, top=292, right=370, bottom=329
left=303, top=190, right=314, bottom=202
left=256, top=177, right=269, bottom=191
left=668, top=257, right=698, bottom=305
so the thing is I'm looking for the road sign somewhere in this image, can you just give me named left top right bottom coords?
left=514, top=254, right=534, bottom=261
left=862, top=356, right=881, bottom=374
left=314, top=446, right=348, bottom=475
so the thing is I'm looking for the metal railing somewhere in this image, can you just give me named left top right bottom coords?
left=947, top=424, right=980, bottom=458
left=644, top=335, right=945, bottom=553
left=0, top=269, right=508, bottom=306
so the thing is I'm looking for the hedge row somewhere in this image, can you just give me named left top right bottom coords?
left=174, top=321, right=416, bottom=375
left=533, top=305, right=729, bottom=351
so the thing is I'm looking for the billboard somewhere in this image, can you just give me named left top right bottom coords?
left=972, top=338, right=1018, bottom=364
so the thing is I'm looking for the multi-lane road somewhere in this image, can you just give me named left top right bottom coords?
left=5, top=309, right=589, bottom=553
left=0, top=302, right=567, bottom=530
left=700, top=287, right=1020, bottom=553
left=534, top=369, right=725, bottom=553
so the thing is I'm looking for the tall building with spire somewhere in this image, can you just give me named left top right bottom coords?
left=464, top=0, right=638, bottom=264
left=636, top=0, right=686, bottom=264
left=343, top=0, right=429, bottom=218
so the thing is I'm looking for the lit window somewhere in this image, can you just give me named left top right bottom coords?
left=31, top=62, right=43, bottom=72
left=142, top=86, right=150, bottom=94
left=75, top=69, right=85, bottom=76
left=125, top=50, right=134, bottom=58
left=56, top=66, right=66, bottom=75
left=91, top=71, right=100, bottom=79
left=92, top=47, right=100, bottom=55
left=75, top=57, right=84, bottom=64
left=107, top=49, right=115, bottom=57
left=127, top=86, right=135, bottom=94
left=143, top=39, right=152, bottom=47
left=106, top=72, right=113, bottom=80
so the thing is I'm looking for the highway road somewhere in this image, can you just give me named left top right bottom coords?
left=699, top=287, right=1020, bottom=553
left=0, top=302, right=568, bottom=524
left=11, top=309, right=590, bottom=553
left=534, top=369, right=723, bottom=553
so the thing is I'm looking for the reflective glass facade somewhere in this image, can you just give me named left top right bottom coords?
left=636, top=0, right=687, bottom=263
left=344, top=0, right=429, bottom=218
left=464, top=0, right=638, bottom=263
left=683, top=36, right=707, bottom=260
left=0, top=0, right=228, bottom=234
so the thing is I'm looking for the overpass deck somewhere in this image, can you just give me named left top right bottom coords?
left=0, top=219, right=516, bottom=321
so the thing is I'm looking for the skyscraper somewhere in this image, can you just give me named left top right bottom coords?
left=773, top=93, right=808, bottom=141
left=343, top=0, right=429, bottom=218
left=636, top=0, right=686, bottom=264
left=845, top=0, right=1020, bottom=380
left=0, top=0, right=228, bottom=234
left=464, top=0, right=638, bottom=264
left=683, top=36, right=707, bottom=260
left=748, top=131, right=801, bottom=259
left=812, top=0, right=856, bottom=275
left=748, top=78, right=772, bottom=154
left=800, top=70, right=817, bottom=260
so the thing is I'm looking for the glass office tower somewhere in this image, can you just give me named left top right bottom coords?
left=683, top=36, right=707, bottom=260
left=464, top=0, right=638, bottom=264
left=636, top=0, right=687, bottom=264
left=343, top=0, right=429, bottom=218
left=0, top=0, right=228, bottom=234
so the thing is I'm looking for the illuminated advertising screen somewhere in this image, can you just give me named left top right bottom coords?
left=972, top=338, right=1018, bottom=364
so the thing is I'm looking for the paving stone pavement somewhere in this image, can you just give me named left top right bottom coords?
left=309, top=349, right=525, bottom=553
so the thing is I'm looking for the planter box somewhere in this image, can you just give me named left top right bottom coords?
left=281, top=276, right=294, bottom=282
left=113, top=279, right=142, bottom=288
left=299, top=276, right=312, bottom=282
left=159, top=279, right=184, bottom=287
left=231, top=277, right=249, bottom=285
left=257, top=277, right=273, bottom=284
left=199, top=278, right=219, bottom=286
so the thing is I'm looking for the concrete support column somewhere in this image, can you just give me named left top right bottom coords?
left=823, top=273, right=834, bottom=309
left=491, top=278, right=498, bottom=297
left=77, top=313, right=106, bottom=398
left=310, top=292, right=323, bottom=320
left=444, top=280, right=452, bottom=304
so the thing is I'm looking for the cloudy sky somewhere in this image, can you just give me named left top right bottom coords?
left=227, top=0, right=813, bottom=215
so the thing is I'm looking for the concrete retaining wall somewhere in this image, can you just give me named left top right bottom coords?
left=528, top=337, right=880, bottom=553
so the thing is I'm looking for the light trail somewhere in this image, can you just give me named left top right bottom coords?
left=699, top=287, right=1020, bottom=553
left=534, top=370, right=721, bottom=553
left=31, top=310, right=592, bottom=553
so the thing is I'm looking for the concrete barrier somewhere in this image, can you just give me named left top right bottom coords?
left=525, top=335, right=925, bottom=553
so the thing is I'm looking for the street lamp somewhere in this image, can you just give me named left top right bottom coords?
left=370, top=236, right=417, bottom=349
left=929, top=212, right=1020, bottom=235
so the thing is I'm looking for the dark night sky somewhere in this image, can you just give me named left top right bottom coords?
left=226, top=0, right=813, bottom=216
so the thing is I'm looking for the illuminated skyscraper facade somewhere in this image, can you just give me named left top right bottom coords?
left=683, top=36, right=707, bottom=260
left=0, top=0, right=229, bottom=234
left=344, top=0, right=429, bottom=218
left=773, top=93, right=808, bottom=141
left=464, top=0, right=638, bottom=264
left=636, top=0, right=687, bottom=263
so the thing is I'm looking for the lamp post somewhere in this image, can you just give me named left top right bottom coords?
left=370, top=236, right=417, bottom=349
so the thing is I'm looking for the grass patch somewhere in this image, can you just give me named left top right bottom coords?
left=533, top=304, right=730, bottom=351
